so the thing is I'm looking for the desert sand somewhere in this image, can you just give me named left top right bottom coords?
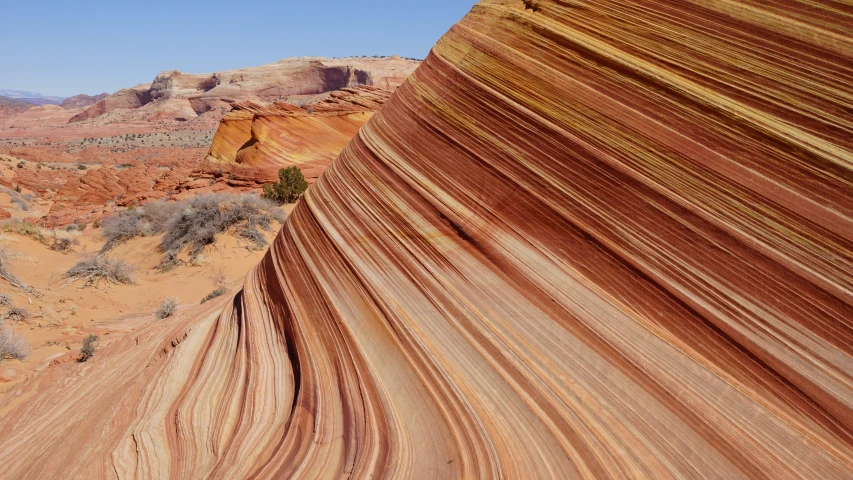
left=0, top=203, right=293, bottom=395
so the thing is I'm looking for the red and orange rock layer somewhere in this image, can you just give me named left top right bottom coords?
left=205, top=85, right=393, bottom=183
left=0, top=1, right=851, bottom=478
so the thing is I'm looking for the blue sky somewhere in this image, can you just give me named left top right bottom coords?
left=1, top=1, right=476, bottom=97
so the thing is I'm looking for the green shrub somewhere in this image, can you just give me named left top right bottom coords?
left=77, top=164, right=87, bottom=170
left=262, top=166, right=308, bottom=204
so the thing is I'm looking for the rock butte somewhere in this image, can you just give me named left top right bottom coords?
left=205, top=85, right=394, bottom=184
left=1, top=0, right=852, bottom=478
left=68, top=56, right=420, bottom=124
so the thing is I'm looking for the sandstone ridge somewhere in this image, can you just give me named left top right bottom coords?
left=0, top=1, right=851, bottom=478
left=205, top=84, right=393, bottom=185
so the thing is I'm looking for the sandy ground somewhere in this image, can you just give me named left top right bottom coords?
left=0, top=208, right=292, bottom=394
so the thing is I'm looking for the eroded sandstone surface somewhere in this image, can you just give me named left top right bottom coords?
left=0, top=0, right=851, bottom=478
left=205, top=85, right=394, bottom=185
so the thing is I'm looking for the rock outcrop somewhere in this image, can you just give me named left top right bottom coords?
left=60, top=93, right=109, bottom=109
left=68, top=84, right=152, bottom=123
left=1, top=1, right=851, bottom=478
left=206, top=85, right=393, bottom=184
left=69, top=57, right=419, bottom=124
left=1, top=168, right=73, bottom=194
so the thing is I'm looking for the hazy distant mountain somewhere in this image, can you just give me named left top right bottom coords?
left=0, top=88, right=42, bottom=98
left=0, top=88, right=65, bottom=104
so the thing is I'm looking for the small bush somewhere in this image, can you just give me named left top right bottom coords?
left=200, top=287, right=227, bottom=304
left=0, top=247, right=22, bottom=287
left=262, top=166, right=308, bottom=204
left=141, top=200, right=183, bottom=232
left=14, top=184, right=21, bottom=193
left=50, top=233, right=80, bottom=252
left=64, top=256, right=136, bottom=288
left=0, top=324, right=28, bottom=361
left=99, top=210, right=143, bottom=250
left=159, top=195, right=281, bottom=268
left=155, top=298, right=179, bottom=319
left=1, top=221, right=46, bottom=245
left=97, top=195, right=282, bottom=265
left=92, top=218, right=101, bottom=229
left=5, top=307, right=30, bottom=323
left=79, top=334, right=98, bottom=362
left=99, top=200, right=182, bottom=252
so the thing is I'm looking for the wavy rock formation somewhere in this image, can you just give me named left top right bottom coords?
left=1, top=0, right=852, bottom=478
left=206, top=85, right=393, bottom=184
left=1, top=167, right=72, bottom=194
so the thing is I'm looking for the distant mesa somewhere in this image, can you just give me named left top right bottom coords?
left=68, top=56, right=420, bottom=124
left=60, top=93, right=109, bottom=109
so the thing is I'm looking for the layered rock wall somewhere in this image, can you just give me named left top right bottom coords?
left=206, top=85, right=393, bottom=184
left=0, top=1, right=851, bottom=478
left=69, top=57, right=419, bottom=124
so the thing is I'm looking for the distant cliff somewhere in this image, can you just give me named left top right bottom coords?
left=69, top=56, right=419, bottom=123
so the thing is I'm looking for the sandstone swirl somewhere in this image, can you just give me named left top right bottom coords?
left=1, top=0, right=852, bottom=478
left=206, top=85, right=393, bottom=184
